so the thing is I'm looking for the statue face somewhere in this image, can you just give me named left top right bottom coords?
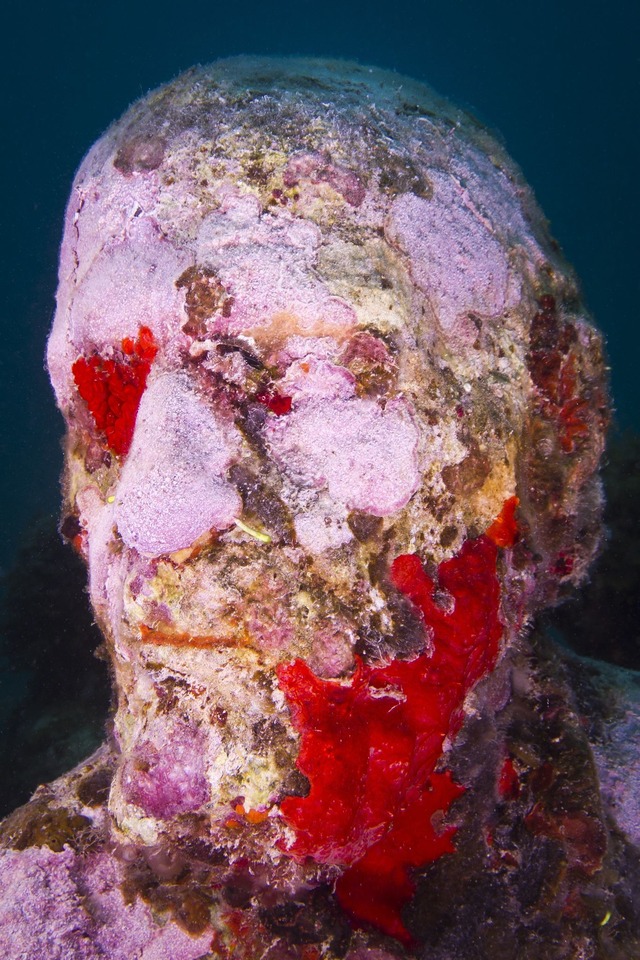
left=51, top=184, right=429, bottom=664
left=46, top=58, right=607, bottom=909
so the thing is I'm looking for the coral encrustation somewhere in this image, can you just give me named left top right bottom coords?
left=277, top=503, right=517, bottom=943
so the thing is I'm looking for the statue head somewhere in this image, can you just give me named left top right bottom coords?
left=46, top=57, right=608, bottom=944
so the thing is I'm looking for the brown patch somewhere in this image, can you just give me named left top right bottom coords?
left=347, top=511, right=384, bottom=542
left=277, top=768, right=311, bottom=801
left=176, top=266, right=233, bottom=336
left=175, top=889, right=214, bottom=934
left=442, top=444, right=491, bottom=497
left=439, top=524, right=458, bottom=549
left=252, top=717, right=288, bottom=755
left=76, top=766, right=113, bottom=808
left=228, top=465, right=295, bottom=545
left=114, top=136, right=165, bottom=175
left=121, top=855, right=216, bottom=936
left=60, top=513, right=83, bottom=541
left=0, top=795, right=92, bottom=852
left=258, top=888, right=353, bottom=952
left=244, top=162, right=270, bottom=185
left=340, top=331, right=397, bottom=398
left=375, top=152, right=432, bottom=199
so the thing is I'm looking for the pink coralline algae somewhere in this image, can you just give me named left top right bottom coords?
left=386, top=181, right=518, bottom=342
left=1, top=56, right=629, bottom=960
left=120, top=722, right=210, bottom=819
left=265, top=388, right=421, bottom=517
left=113, top=370, right=242, bottom=556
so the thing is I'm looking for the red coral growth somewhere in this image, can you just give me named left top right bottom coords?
left=277, top=533, right=504, bottom=945
left=486, top=495, right=519, bottom=548
left=552, top=551, right=575, bottom=577
left=72, top=326, right=158, bottom=456
left=255, top=390, right=292, bottom=416
left=527, top=297, right=594, bottom=454
left=498, top=755, right=521, bottom=800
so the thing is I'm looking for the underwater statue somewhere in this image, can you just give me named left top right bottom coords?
left=1, top=57, right=637, bottom=959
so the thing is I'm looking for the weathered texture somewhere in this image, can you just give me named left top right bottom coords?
left=0, top=56, right=622, bottom=958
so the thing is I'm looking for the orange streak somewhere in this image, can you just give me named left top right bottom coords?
left=139, top=624, right=245, bottom=649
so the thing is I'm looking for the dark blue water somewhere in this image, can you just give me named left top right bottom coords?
left=1, top=0, right=637, bottom=572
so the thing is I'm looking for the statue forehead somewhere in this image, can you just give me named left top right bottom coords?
left=48, top=56, right=546, bottom=405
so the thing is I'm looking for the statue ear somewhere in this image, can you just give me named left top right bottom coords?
left=518, top=291, right=609, bottom=604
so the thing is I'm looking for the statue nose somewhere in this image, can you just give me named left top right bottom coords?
left=113, top=371, right=241, bottom=557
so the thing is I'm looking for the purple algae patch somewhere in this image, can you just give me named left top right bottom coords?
left=122, top=727, right=210, bottom=819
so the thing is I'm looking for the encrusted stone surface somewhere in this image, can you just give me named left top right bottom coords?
left=0, top=57, right=622, bottom=958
